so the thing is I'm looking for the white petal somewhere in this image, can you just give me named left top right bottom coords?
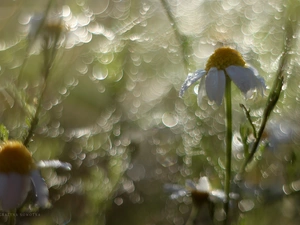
left=31, top=170, right=49, bottom=208
left=164, top=183, right=185, bottom=192
left=227, top=65, right=262, bottom=94
left=186, top=179, right=197, bottom=190
left=196, top=177, right=211, bottom=192
left=0, top=174, right=8, bottom=200
left=252, top=75, right=266, bottom=96
left=210, top=189, right=226, bottom=202
left=209, top=190, right=239, bottom=203
left=36, top=160, right=71, bottom=170
left=248, top=65, right=259, bottom=76
left=197, top=75, right=206, bottom=106
left=29, top=15, right=44, bottom=40
left=205, top=68, right=225, bottom=105
left=179, top=69, right=206, bottom=97
left=170, top=190, right=188, bottom=199
left=164, top=184, right=188, bottom=199
left=247, top=66, right=266, bottom=94
left=0, top=173, right=31, bottom=211
left=227, top=66, right=266, bottom=97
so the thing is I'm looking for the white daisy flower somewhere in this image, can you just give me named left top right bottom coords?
left=180, top=47, right=266, bottom=105
left=263, top=121, right=296, bottom=151
left=0, top=141, right=71, bottom=211
left=28, top=14, right=64, bottom=49
left=165, top=176, right=238, bottom=207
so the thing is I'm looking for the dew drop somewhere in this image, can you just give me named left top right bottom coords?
left=93, top=65, right=108, bottom=80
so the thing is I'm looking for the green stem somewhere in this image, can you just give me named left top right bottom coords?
left=240, top=104, right=257, bottom=139
left=23, top=39, right=54, bottom=147
left=160, top=0, right=190, bottom=72
left=23, top=79, right=48, bottom=147
left=224, top=75, right=232, bottom=225
left=238, top=15, right=297, bottom=175
left=239, top=51, right=286, bottom=174
left=17, top=0, right=53, bottom=87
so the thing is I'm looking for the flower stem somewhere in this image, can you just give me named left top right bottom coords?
left=23, top=40, right=55, bottom=147
left=23, top=79, right=48, bottom=147
left=224, top=75, right=232, bottom=225
left=160, top=0, right=190, bottom=73
left=23, top=16, right=61, bottom=147
left=17, top=0, right=53, bottom=87
left=239, top=49, right=287, bottom=174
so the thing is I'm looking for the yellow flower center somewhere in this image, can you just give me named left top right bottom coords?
left=205, top=47, right=246, bottom=71
left=0, top=141, right=35, bottom=174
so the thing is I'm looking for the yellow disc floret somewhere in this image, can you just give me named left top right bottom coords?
left=0, top=141, right=35, bottom=174
left=205, top=47, right=246, bottom=71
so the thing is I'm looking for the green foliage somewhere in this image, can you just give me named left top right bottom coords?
left=0, top=0, right=300, bottom=225
left=0, top=124, right=9, bottom=141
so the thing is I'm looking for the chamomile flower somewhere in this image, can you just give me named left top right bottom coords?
left=165, top=176, right=238, bottom=207
left=29, top=14, right=64, bottom=48
left=0, top=141, right=71, bottom=211
left=180, top=47, right=265, bottom=105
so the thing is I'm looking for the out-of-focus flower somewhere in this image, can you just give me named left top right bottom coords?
left=0, top=141, right=71, bottom=211
left=263, top=121, right=297, bottom=151
left=29, top=14, right=64, bottom=48
left=165, top=176, right=238, bottom=207
left=234, top=120, right=297, bottom=154
left=180, top=47, right=265, bottom=105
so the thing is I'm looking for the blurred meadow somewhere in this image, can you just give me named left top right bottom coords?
left=0, top=0, right=300, bottom=224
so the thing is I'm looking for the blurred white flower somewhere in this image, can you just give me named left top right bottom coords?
left=263, top=121, right=297, bottom=151
left=165, top=176, right=238, bottom=207
left=28, top=14, right=65, bottom=49
left=234, top=120, right=298, bottom=154
left=180, top=47, right=265, bottom=105
left=0, top=141, right=71, bottom=211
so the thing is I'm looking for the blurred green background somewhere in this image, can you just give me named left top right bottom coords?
left=0, top=0, right=300, bottom=224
